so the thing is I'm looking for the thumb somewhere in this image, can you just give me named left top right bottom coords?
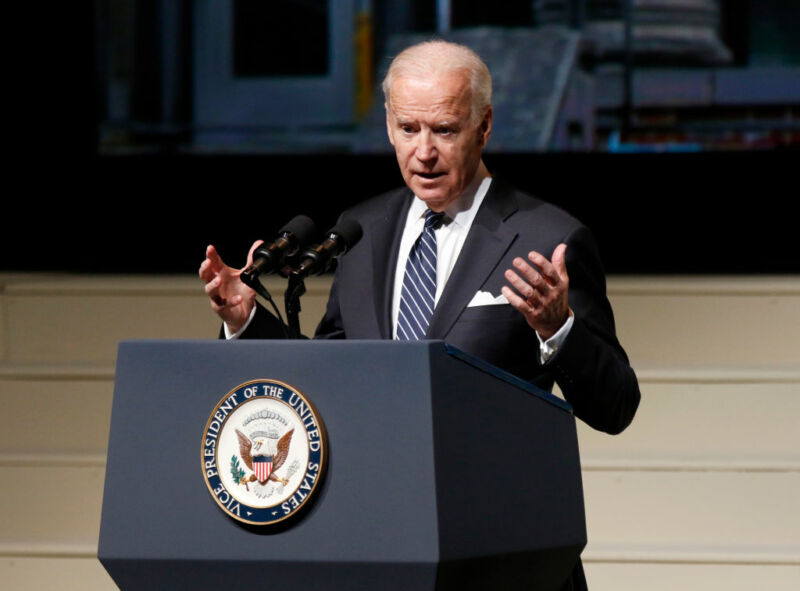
left=246, top=240, right=265, bottom=267
left=552, top=243, right=568, bottom=277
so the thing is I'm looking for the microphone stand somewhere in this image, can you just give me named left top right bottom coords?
left=241, top=271, right=293, bottom=340
left=284, top=272, right=306, bottom=339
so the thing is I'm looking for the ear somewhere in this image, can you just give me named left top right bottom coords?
left=478, top=106, right=493, bottom=147
left=385, top=103, right=396, bottom=147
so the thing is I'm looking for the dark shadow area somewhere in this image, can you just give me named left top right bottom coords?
left=5, top=149, right=797, bottom=275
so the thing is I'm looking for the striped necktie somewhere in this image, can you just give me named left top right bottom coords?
left=396, top=209, right=445, bottom=340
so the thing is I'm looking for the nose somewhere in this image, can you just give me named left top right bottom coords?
left=415, top=130, right=437, bottom=163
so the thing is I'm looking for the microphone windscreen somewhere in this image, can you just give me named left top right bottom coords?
left=281, top=215, right=317, bottom=245
left=330, top=218, right=363, bottom=249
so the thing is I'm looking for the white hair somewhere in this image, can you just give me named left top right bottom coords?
left=381, top=40, right=492, bottom=122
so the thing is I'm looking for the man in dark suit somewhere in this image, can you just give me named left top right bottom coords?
left=200, top=40, right=639, bottom=589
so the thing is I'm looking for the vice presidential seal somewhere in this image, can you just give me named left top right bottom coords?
left=201, top=379, right=327, bottom=526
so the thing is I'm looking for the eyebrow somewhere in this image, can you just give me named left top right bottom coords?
left=393, top=116, right=459, bottom=128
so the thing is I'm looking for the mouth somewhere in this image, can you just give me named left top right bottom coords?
left=416, top=172, right=446, bottom=180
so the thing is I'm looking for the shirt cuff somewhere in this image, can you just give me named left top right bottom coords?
left=537, top=312, right=574, bottom=363
left=223, top=305, right=257, bottom=339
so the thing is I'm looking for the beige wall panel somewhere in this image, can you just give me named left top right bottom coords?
left=608, top=289, right=800, bottom=369
left=0, top=465, right=104, bottom=551
left=577, top=382, right=800, bottom=469
left=0, top=557, right=116, bottom=591
left=0, top=292, right=6, bottom=361
left=582, top=470, right=800, bottom=562
left=583, top=562, right=800, bottom=591
left=0, top=377, right=113, bottom=457
left=6, top=293, right=221, bottom=364
left=2, top=276, right=331, bottom=364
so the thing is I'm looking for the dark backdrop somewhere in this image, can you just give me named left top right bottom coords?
left=6, top=149, right=796, bottom=275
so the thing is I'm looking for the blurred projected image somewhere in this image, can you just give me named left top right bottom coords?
left=98, top=0, right=798, bottom=154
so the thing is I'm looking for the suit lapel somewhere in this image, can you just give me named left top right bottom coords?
left=370, top=188, right=413, bottom=339
left=426, top=179, right=519, bottom=339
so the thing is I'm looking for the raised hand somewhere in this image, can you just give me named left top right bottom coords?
left=502, top=243, right=570, bottom=340
left=199, top=241, right=263, bottom=334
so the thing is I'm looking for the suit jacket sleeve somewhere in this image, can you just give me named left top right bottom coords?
left=235, top=302, right=299, bottom=340
left=313, top=271, right=346, bottom=340
left=546, top=224, right=640, bottom=435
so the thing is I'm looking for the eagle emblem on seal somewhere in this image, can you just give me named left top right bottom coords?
left=233, top=428, right=294, bottom=490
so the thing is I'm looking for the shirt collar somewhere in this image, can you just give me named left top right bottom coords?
left=410, top=173, right=493, bottom=228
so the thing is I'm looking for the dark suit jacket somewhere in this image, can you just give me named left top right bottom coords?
left=254, top=177, right=640, bottom=433
left=243, top=177, right=640, bottom=588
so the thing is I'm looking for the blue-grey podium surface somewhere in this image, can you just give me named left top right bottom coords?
left=99, top=340, right=585, bottom=590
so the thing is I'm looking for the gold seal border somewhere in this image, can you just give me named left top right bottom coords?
left=201, top=378, right=328, bottom=526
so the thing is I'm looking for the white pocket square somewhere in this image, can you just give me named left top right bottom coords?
left=467, top=290, right=509, bottom=307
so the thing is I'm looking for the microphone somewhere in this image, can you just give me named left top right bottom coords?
left=240, top=215, right=317, bottom=289
left=293, top=219, right=363, bottom=278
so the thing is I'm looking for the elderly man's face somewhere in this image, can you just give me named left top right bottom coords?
left=385, top=71, right=491, bottom=211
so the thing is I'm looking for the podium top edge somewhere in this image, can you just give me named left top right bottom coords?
left=443, top=343, right=573, bottom=413
left=116, top=340, right=572, bottom=412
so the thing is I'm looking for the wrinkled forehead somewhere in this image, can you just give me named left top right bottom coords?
left=387, top=71, right=473, bottom=116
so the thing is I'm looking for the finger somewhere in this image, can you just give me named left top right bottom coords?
left=526, top=250, right=560, bottom=286
left=208, top=289, right=243, bottom=311
left=501, top=285, right=528, bottom=312
left=511, top=257, right=550, bottom=295
left=551, top=243, right=568, bottom=278
left=200, top=245, right=227, bottom=283
left=205, top=275, right=224, bottom=305
left=199, top=255, right=225, bottom=283
left=205, top=244, right=226, bottom=270
left=198, top=257, right=212, bottom=281
left=502, top=285, right=538, bottom=315
left=504, top=268, right=540, bottom=303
